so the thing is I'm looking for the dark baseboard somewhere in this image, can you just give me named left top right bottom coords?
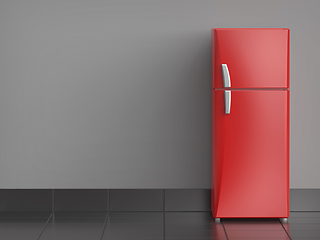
left=0, top=189, right=319, bottom=212
left=290, top=189, right=320, bottom=211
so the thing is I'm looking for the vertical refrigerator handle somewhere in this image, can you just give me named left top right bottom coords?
left=224, top=90, right=231, bottom=114
left=222, top=64, right=231, bottom=88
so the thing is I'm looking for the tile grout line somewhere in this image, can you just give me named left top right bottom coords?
left=163, top=189, right=165, bottom=240
left=106, top=210, right=164, bottom=212
left=108, top=189, right=110, bottom=212
left=101, top=189, right=110, bottom=240
left=52, top=189, right=55, bottom=214
left=163, top=210, right=211, bottom=212
left=104, top=210, right=209, bottom=212
left=100, top=211, right=109, bottom=240
left=278, top=218, right=292, bottom=240
left=37, top=212, right=53, bottom=240
left=221, top=220, right=229, bottom=240
left=163, top=189, right=165, bottom=212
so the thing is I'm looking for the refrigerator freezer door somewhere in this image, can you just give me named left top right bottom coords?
left=213, top=28, right=289, bottom=89
left=212, top=90, right=289, bottom=218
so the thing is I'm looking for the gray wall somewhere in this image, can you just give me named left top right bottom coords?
left=0, top=0, right=319, bottom=188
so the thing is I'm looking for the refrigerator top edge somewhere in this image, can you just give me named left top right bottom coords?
left=213, top=28, right=289, bottom=31
left=213, top=88, right=289, bottom=91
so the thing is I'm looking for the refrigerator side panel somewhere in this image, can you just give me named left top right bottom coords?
left=211, top=88, right=215, bottom=216
left=211, top=89, right=225, bottom=217
left=213, top=28, right=289, bottom=89
left=287, top=90, right=290, bottom=217
left=213, top=90, right=289, bottom=218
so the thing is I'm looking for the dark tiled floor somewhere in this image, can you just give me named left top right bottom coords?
left=0, top=211, right=319, bottom=239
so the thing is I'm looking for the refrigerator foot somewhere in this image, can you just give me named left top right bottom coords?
left=214, top=218, right=221, bottom=222
left=280, top=218, right=288, bottom=222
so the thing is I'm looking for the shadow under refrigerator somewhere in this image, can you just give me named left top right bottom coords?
left=211, top=28, right=289, bottom=219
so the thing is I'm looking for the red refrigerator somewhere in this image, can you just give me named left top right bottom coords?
left=211, top=28, right=289, bottom=219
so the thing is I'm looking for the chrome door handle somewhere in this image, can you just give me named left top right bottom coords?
left=222, top=64, right=231, bottom=88
left=224, top=90, right=231, bottom=114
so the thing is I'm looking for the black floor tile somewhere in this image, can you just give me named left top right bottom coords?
left=1, top=211, right=319, bottom=240
left=39, top=212, right=105, bottom=240
left=289, top=239, right=320, bottom=240
left=282, top=222, right=320, bottom=231
left=164, top=212, right=226, bottom=238
left=289, top=212, right=320, bottom=218
left=102, top=230, right=163, bottom=239
left=0, top=216, right=50, bottom=240
left=107, top=212, right=163, bottom=224
left=229, top=238, right=290, bottom=240
left=165, top=211, right=213, bottom=219
left=0, top=211, right=52, bottom=218
left=54, top=189, right=108, bottom=212
left=223, top=218, right=283, bottom=231
left=108, top=212, right=162, bottom=218
left=0, top=218, right=51, bottom=224
left=165, top=212, right=215, bottom=225
left=226, top=230, right=289, bottom=238
left=165, top=223, right=224, bottom=231
left=102, top=212, right=164, bottom=239
left=165, top=212, right=224, bottom=231
left=287, top=230, right=320, bottom=238
left=53, top=211, right=107, bottom=218
left=165, top=238, right=227, bottom=240
left=285, top=217, right=320, bottom=223
left=165, top=229, right=227, bottom=238
left=165, top=189, right=211, bottom=211
left=0, top=189, right=52, bottom=211
left=103, top=239, right=163, bottom=240
left=289, top=238, right=320, bottom=240
left=109, top=189, right=163, bottom=211
left=104, top=222, right=162, bottom=231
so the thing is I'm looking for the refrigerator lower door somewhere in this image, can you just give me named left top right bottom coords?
left=212, top=90, right=289, bottom=218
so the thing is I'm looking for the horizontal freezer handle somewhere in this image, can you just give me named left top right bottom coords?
left=225, top=90, right=231, bottom=114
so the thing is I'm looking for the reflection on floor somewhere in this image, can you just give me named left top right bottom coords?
left=0, top=211, right=319, bottom=239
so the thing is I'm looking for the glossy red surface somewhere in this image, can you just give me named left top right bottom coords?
left=212, top=90, right=289, bottom=218
left=212, top=28, right=289, bottom=89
